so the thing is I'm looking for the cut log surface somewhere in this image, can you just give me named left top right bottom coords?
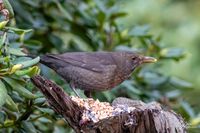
left=31, top=75, right=187, bottom=133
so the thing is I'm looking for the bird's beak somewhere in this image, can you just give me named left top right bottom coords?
left=142, top=56, right=157, bottom=63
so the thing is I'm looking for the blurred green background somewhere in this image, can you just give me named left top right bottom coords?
left=121, top=0, right=200, bottom=108
left=0, top=0, right=200, bottom=132
left=120, top=0, right=200, bottom=87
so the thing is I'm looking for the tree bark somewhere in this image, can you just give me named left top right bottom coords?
left=31, top=75, right=186, bottom=133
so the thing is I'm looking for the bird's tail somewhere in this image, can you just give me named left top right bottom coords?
left=39, top=54, right=64, bottom=70
left=26, top=54, right=62, bottom=70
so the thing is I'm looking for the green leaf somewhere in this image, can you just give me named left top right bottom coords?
left=160, top=48, right=186, bottom=60
left=15, top=66, right=40, bottom=77
left=0, top=20, right=9, bottom=30
left=0, top=32, right=7, bottom=48
left=8, top=47, right=27, bottom=56
left=181, top=101, right=195, bottom=118
left=140, top=72, right=168, bottom=86
left=54, top=1, right=73, bottom=21
left=36, top=107, right=54, bottom=115
left=8, top=0, right=34, bottom=24
left=165, top=90, right=181, bottom=99
left=3, top=77, right=36, bottom=99
left=129, top=25, right=150, bottom=37
left=5, top=95, right=18, bottom=112
left=121, top=80, right=142, bottom=95
left=9, top=64, right=23, bottom=74
left=110, top=12, right=127, bottom=20
left=38, top=117, right=52, bottom=123
left=0, top=56, right=10, bottom=64
left=6, top=27, right=33, bottom=34
left=22, top=1, right=40, bottom=7
left=13, top=57, right=40, bottom=69
left=170, top=77, right=193, bottom=89
left=24, top=40, right=42, bottom=51
left=19, top=57, right=40, bottom=69
left=94, top=0, right=106, bottom=12
left=10, top=91, right=23, bottom=103
left=190, top=116, right=200, bottom=126
left=34, top=97, right=46, bottom=105
left=21, top=121, right=37, bottom=133
left=0, top=80, right=8, bottom=107
left=0, top=111, right=6, bottom=124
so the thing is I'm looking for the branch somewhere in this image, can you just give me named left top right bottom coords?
left=31, top=75, right=186, bottom=133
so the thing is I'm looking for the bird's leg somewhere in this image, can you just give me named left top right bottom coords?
left=69, top=82, right=80, bottom=98
left=84, top=91, right=92, bottom=98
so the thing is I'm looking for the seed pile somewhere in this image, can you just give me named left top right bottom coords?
left=70, top=96, right=136, bottom=125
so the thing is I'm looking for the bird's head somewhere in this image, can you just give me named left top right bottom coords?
left=124, top=52, right=157, bottom=71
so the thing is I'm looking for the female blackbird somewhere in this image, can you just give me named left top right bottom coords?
left=39, top=51, right=157, bottom=97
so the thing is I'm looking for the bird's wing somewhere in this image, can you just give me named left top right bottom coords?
left=47, top=52, right=115, bottom=73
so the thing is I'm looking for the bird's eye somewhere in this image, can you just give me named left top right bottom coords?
left=132, top=57, right=137, bottom=60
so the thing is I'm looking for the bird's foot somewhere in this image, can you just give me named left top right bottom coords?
left=84, top=91, right=92, bottom=98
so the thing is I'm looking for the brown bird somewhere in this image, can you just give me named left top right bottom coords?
left=39, top=51, right=157, bottom=97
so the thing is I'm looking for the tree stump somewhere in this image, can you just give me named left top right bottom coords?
left=31, top=75, right=186, bottom=133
